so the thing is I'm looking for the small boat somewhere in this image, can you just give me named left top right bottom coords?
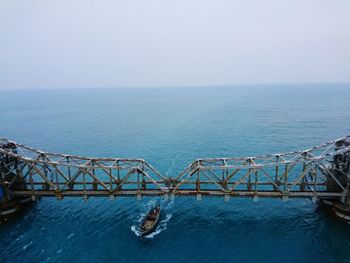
left=140, top=205, right=161, bottom=236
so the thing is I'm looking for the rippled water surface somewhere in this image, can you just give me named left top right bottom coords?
left=1, top=84, right=350, bottom=262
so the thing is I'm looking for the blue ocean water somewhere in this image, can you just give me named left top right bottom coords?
left=1, top=84, right=350, bottom=263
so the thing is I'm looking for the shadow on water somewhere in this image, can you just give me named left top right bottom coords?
left=0, top=201, right=36, bottom=228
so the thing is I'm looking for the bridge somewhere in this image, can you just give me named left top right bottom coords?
left=1, top=136, right=349, bottom=204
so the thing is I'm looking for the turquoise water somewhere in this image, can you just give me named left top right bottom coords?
left=1, top=84, right=350, bottom=262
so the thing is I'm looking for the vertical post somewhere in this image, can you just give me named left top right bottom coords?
left=247, top=159, right=252, bottom=191
left=314, top=163, right=318, bottom=193
left=92, top=160, right=97, bottom=191
left=117, top=161, right=120, bottom=190
left=224, top=167, right=228, bottom=189
left=273, top=156, right=280, bottom=192
left=196, top=169, right=200, bottom=193
left=275, top=156, right=279, bottom=181
left=67, top=157, right=71, bottom=180
left=284, top=164, right=289, bottom=192
left=117, top=169, right=120, bottom=181
left=300, top=161, right=306, bottom=191
left=141, top=174, right=146, bottom=190
left=222, top=167, right=224, bottom=181
left=55, top=168, right=59, bottom=191
left=29, top=167, right=35, bottom=200
left=83, top=169, right=87, bottom=200
left=109, top=168, right=113, bottom=191
left=137, top=171, right=140, bottom=191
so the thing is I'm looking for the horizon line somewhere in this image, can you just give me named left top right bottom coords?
left=0, top=81, right=349, bottom=91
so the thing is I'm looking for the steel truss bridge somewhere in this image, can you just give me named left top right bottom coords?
left=1, top=136, right=350, bottom=202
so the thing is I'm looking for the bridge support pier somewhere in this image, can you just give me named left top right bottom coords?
left=320, top=192, right=350, bottom=224
left=0, top=143, right=33, bottom=224
left=319, top=141, right=350, bottom=224
left=0, top=180, right=33, bottom=224
left=325, top=181, right=350, bottom=224
left=0, top=182, right=16, bottom=223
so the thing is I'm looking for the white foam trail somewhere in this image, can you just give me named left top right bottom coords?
left=130, top=225, right=141, bottom=237
left=143, top=214, right=172, bottom=239
left=164, top=198, right=174, bottom=210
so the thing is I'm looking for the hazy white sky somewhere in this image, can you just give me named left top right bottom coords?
left=0, top=0, right=349, bottom=89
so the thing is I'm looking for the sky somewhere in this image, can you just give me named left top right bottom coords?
left=0, top=0, right=349, bottom=89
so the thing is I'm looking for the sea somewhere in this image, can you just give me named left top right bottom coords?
left=0, top=83, right=350, bottom=263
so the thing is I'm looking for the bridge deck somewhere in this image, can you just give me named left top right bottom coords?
left=10, top=190, right=344, bottom=198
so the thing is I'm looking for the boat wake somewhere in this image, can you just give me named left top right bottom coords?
left=131, top=199, right=174, bottom=238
